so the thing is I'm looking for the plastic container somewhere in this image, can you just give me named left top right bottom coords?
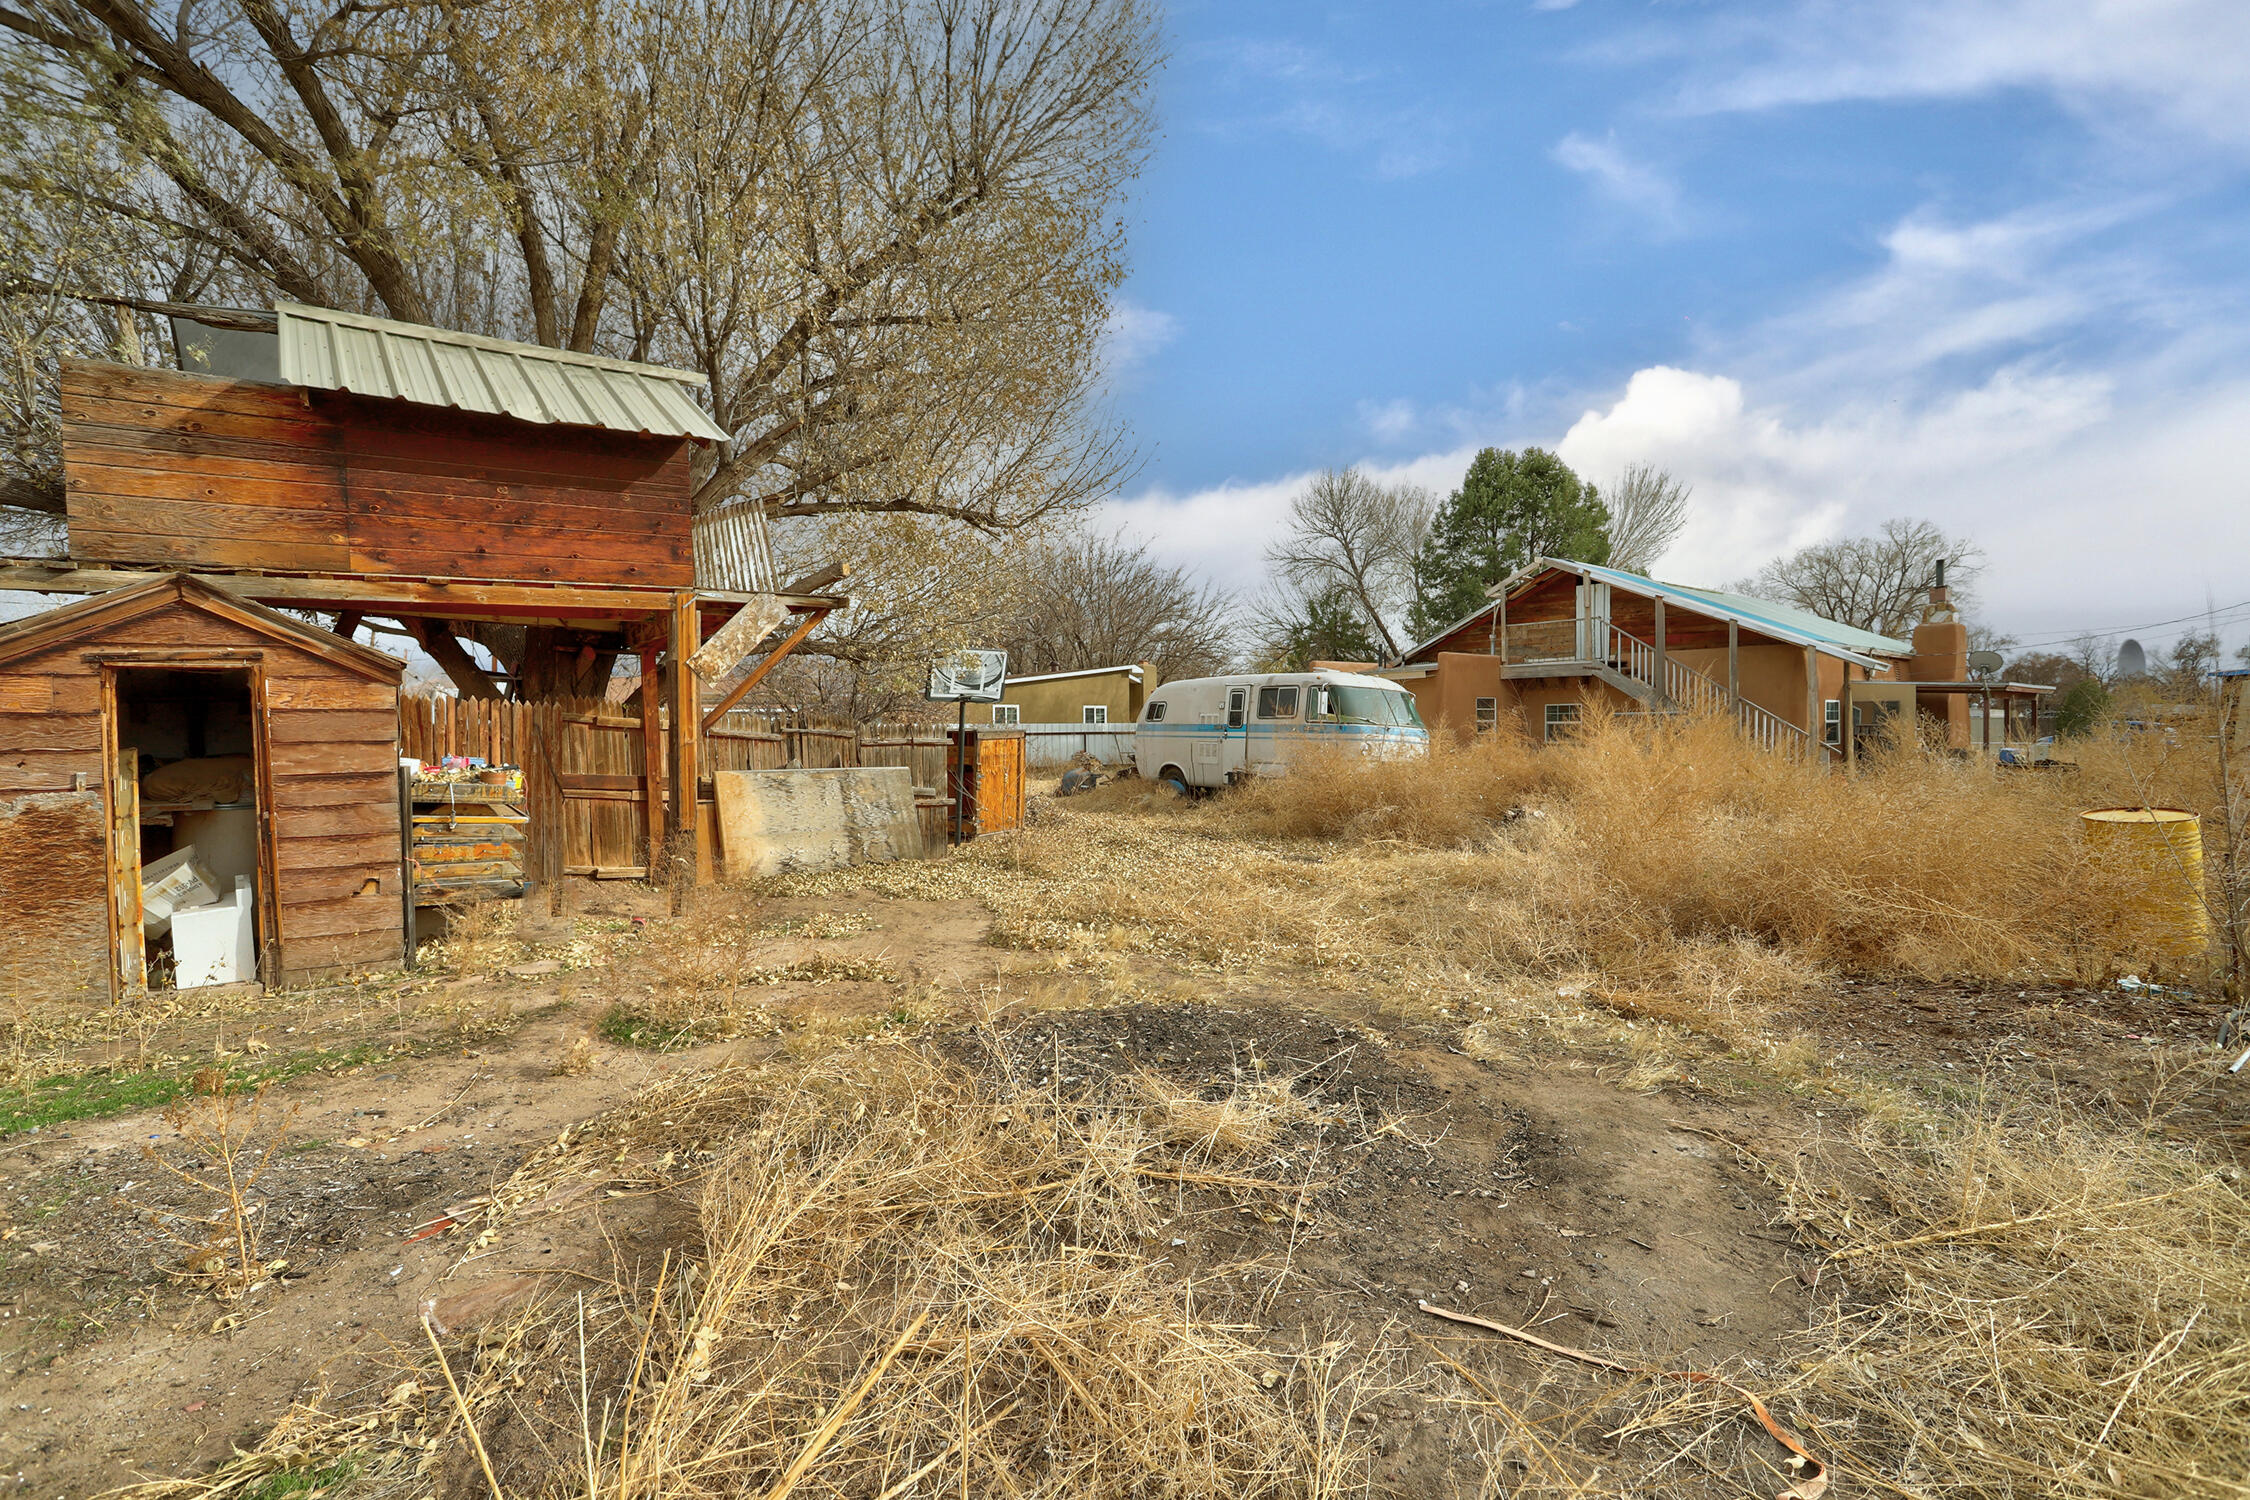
left=141, top=846, right=219, bottom=937
left=171, top=875, right=255, bottom=988
left=2081, top=807, right=2208, bottom=959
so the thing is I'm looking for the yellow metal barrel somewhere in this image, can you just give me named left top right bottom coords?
left=2081, top=807, right=2208, bottom=959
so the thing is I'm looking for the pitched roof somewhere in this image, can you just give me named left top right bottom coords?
left=1402, top=557, right=1912, bottom=669
left=0, top=574, right=405, bottom=682
left=276, top=302, right=730, bottom=442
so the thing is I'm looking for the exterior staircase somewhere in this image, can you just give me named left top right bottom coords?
left=1587, top=623, right=1825, bottom=759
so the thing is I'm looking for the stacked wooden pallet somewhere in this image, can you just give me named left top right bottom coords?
left=409, top=779, right=526, bottom=904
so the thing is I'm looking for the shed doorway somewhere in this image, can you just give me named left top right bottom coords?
left=108, top=666, right=270, bottom=993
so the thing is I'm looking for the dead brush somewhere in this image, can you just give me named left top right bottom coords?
left=1617, top=1096, right=2250, bottom=1498
left=372, top=1047, right=1388, bottom=1498
left=140, top=1069, right=297, bottom=1301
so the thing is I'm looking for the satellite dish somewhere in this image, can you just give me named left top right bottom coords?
left=1967, top=649, right=2004, bottom=675
left=2117, top=639, right=2147, bottom=678
left=926, top=648, right=1008, bottom=703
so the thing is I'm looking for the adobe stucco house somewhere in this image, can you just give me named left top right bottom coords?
left=1384, top=559, right=2048, bottom=761
left=967, top=663, right=1157, bottom=727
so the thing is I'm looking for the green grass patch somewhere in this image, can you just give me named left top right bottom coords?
left=597, top=1003, right=704, bottom=1052
left=241, top=1455, right=361, bottom=1500
left=0, top=1044, right=389, bottom=1137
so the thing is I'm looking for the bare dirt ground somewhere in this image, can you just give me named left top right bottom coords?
left=3, top=802, right=2244, bottom=1496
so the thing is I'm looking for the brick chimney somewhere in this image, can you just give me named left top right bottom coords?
left=1907, top=559, right=1970, bottom=745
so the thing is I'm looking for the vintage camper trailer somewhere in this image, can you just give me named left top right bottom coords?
left=1132, top=671, right=1427, bottom=791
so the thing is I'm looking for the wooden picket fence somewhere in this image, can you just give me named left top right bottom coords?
left=399, top=695, right=956, bottom=880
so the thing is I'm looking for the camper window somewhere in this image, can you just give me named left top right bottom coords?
left=1144, top=701, right=1166, bottom=722
left=1255, top=685, right=1299, bottom=718
left=1325, top=685, right=1423, bottom=728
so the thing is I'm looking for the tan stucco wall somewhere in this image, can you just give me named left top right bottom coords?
left=967, top=667, right=1151, bottom=725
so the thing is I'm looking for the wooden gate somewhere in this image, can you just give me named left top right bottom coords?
left=401, top=696, right=976, bottom=880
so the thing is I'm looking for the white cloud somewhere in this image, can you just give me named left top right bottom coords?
left=1101, top=298, right=1180, bottom=375
left=1553, top=131, right=1686, bottom=232
left=1675, top=0, right=2250, bottom=152
left=1357, top=397, right=1420, bottom=442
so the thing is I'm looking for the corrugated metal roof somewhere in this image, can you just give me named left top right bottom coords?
left=1403, top=557, right=1911, bottom=669
left=1574, top=564, right=1914, bottom=658
left=275, top=302, right=729, bottom=442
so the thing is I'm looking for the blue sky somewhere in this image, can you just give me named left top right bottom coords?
left=1100, top=0, right=2250, bottom=657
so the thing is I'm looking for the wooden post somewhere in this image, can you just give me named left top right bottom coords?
left=666, top=592, right=701, bottom=904
left=1497, top=586, right=1508, bottom=663
left=638, top=646, right=663, bottom=877
left=1805, top=644, right=1822, bottom=764
left=1652, top=596, right=1668, bottom=707
left=1727, top=620, right=1739, bottom=707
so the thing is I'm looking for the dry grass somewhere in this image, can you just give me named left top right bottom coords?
left=1618, top=1096, right=2250, bottom=1498
left=144, top=1044, right=1393, bottom=1499
left=138, top=1071, right=297, bottom=1302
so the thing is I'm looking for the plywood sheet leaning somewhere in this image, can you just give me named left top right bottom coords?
left=0, top=791, right=112, bottom=1004
left=711, top=768, right=923, bottom=880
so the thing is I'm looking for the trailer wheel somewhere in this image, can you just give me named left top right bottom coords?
left=1157, top=765, right=1190, bottom=796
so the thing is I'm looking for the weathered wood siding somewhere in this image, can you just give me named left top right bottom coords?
left=0, top=792, right=110, bottom=1004
left=0, top=592, right=404, bottom=995
left=61, top=361, right=695, bottom=588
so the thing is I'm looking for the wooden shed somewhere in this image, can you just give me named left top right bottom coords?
left=0, top=574, right=406, bottom=1001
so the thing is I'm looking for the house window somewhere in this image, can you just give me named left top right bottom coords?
left=1255, top=685, right=1300, bottom=718
left=1544, top=702, right=1581, bottom=742
left=1823, top=699, right=1841, bottom=745
left=1083, top=705, right=1108, bottom=725
left=1144, top=700, right=1166, bottom=722
left=1474, top=696, right=1498, bottom=733
left=991, top=703, right=1020, bottom=726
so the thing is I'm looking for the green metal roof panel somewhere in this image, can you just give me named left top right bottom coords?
left=275, top=302, right=729, bottom=442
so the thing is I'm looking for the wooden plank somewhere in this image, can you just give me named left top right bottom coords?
left=342, top=541, right=688, bottom=588
left=0, top=790, right=113, bottom=1004
left=639, top=647, right=662, bottom=871
left=265, top=678, right=397, bottom=711
left=0, top=747, right=109, bottom=788
left=66, top=459, right=348, bottom=512
left=332, top=398, right=693, bottom=490
left=277, top=929, right=403, bottom=976
left=109, top=747, right=144, bottom=999
left=268, top=740, right=399, bottom=777
left=339, top=473, right=690, bottom=527
left=269, top=800, right=400, bottom=839
left=265, top=709, right=398, bottom=744
left=0, top=711, right=103, bottom=753
left=67, top=528, right=355, bottom=572
left=61, top=360, right=317, bottom=423
left=0, top=679, right=51, bottom=712
left=666, top=593, right=700, bottom=893
left=66, top=496, right=349, bottom=549
left=271, top=830, right=403, bottom=872
left=277, top=891, right=407, bottom=940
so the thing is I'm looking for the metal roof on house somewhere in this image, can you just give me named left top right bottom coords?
left=1004, top=664, right=1147, bottom=686
left=276, top=302, right=730, bottom=442
left=1403, top=557, right=1911, bottom=670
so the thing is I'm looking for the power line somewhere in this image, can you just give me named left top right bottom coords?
left=2005, top=596, right=2250, bottom=651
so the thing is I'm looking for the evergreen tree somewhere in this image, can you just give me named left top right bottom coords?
left=1254, top=583, right=1384, bottom=670
left=1408, top=448, right=1609, bottom=640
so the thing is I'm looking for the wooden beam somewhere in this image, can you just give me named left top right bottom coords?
left=405, top=618, right=504, bottom=700
left=638, top=646, right=662, bottom=875
left=665, top=591, right=701, bottom=900
left=0, top=557, right=849, bottom=624
left=1727, top=620, right=1739, bottom=705
left=1805, top=643, right=1822, bottom=763
left=332, top=610, right=362, bottom=640
left=1652, top=596, right=1668, bottom=707
left=700, top=608, right=829, bottom=731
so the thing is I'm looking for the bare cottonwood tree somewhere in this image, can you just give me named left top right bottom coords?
left=1602, top=463, right=1690, bottom=574
left=1264, top=467, right=1431, bottom=661
left=996, top=530, right=1234, bottom=682
left=0, top=0, right=1157, bottom=695
left=1739, top=518, right=1983, bottom=638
